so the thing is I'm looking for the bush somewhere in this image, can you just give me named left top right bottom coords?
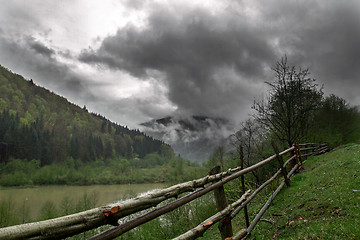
left=0, top=171, right=32, bottom=186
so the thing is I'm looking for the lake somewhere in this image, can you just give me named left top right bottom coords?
left=0, top=183, right=165, bottom=221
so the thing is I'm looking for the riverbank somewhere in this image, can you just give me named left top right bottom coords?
left=0, top=157, right=203, bottom=187
left=0, top=183, right=165, bottom=227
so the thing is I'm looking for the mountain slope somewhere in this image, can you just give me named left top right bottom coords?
left=0, top=65, right=169, bottom=165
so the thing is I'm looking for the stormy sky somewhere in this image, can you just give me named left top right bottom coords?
left=0, top=0, right=359, bottom=128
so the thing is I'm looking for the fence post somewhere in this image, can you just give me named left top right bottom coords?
left=271, top=142, right=290, bottom=187
left=210, top=165, right=233, bottom=239
left=295, top=141, right=304, bottom=170
left=239, top=146, right=250, bottom=228
left=303, top=143, right=308, bottom=160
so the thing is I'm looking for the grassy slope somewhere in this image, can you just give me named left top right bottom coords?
left=251, top=144, right=360, bottom=239
left=132, top=144, right=360, bottom=240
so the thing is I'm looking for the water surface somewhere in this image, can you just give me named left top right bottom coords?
left=0, top=183, right=165, bottom=220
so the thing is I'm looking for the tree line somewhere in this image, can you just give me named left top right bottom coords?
left=0, top=109, right=168, bottom=165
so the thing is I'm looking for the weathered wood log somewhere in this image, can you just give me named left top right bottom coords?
left=300, top=147, right=317, bottom=151
left=286, top=162, right=299, bottom=179
left=231, top=153, right=295, bottom=220
left=89, top=147, right=293, bottom=240
left=301, top=152, right=315, bottom=158
left=298, top=143, right=317, bottom=147
left=172, top=190, right=251, bottom=240
left=88, top=153, right=279, bottom=240
left=0, top=145, right=295, bottom=240
left=316, top=146, right=328, bottom=154
left=0, top=208, right=107, bottom=240
left=295, top=141, right=304, bottom=169
left=245, top=164, right=299, bottom=237
left=246, top=181, right=285, bottom=235
left=283, top=155, right=296, bottom=168
left=0, top=165, right=250, bottom=239
left=231, top=168, right=282, bottom=219
left=239, top=146, right=249, bottom=228
left=272, top=142, right=290, bottom=187
left=260, top=218, right=274, bottom=224
left=237, top=144, right=328, bottom=238
left=278, top=146, right=296, bottom=156
left=212, top=166, right=233, bottom=239
left=229, top=229, right=247, bottom=240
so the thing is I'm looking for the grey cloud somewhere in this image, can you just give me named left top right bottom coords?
left=92, top=96, right=167, bottom=128
left=259, top=0, right=360, bottom=100
left=79, top=5, right=276, bottom=121
left=0, top=33, right=96, bottom=106
left=80, top=0, right=360, bottom=122
left=0, top=32, right=169, bottom=127
left=122, top=0, right=149, bottom=10
left=27, top=37, right=55, bottom=58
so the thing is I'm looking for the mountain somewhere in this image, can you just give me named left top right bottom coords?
left=0, top=65, right=169, bottom=165
left=140, top=115, right=236, bottom=163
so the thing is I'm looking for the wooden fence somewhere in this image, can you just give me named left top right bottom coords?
left=0, top=142, right=328, bottom=240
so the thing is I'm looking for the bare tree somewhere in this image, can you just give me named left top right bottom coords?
left=206, top=146, right=225, bottom=171
left=252, top=56, right=323, bottom=146
left=230, top=118, right=268, bottom=185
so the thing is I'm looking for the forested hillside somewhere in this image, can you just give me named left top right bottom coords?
left=0, top=65, right=197, bottom=186
left=0, top=65, right=168, bottom=164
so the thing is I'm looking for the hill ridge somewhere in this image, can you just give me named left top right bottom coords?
left=0, top=64, right=170, bottom=165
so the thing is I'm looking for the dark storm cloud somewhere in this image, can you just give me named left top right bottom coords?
left=80, top=0, right=360, bottom=121
left=256, top=0, right=360, bottom=99
left=0, top=33, right=95, bottom=105
left=27, top=37, right=55, bottom=58
left=79, top=5, right=276, bottom=119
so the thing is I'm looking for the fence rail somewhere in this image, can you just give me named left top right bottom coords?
left=0, top=142, right=328, bottom=240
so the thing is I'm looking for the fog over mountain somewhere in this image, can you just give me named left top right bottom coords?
left=140, top=115, right=236, bottom=162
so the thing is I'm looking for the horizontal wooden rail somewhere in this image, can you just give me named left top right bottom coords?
left=300, top=142, right=329, bottom=158
left=317, top=146, right=328, bottom=152
left=241, top=143, right=329, bottom=237
left=300, top=147, right=317, bottom=151
left=231, top=153, right=297, bottom=219
left=231, top=168, right=282, bottom=219
left=283, top=155, right=296, bottom=167
left=172, top=190, right=251, bottom=240
left=298, top=143, right=318, bottom=147
left=230, top=229, right=247, bottom=240
left=87, top=148, right=293, bottom=240
left=237, top=163, right=300, bottom=239
left=247, top=181, right=285, bottom=234
left=173, top=146, right=300, bottom=240
left=246, top=163, right=299, bottom=236
left=0, top=163, right=257, bottom=239
left=301, top=152, right=313, bottom=158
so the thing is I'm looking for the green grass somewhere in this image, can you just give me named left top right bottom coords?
left=250, top=144, right=360, bottom=239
